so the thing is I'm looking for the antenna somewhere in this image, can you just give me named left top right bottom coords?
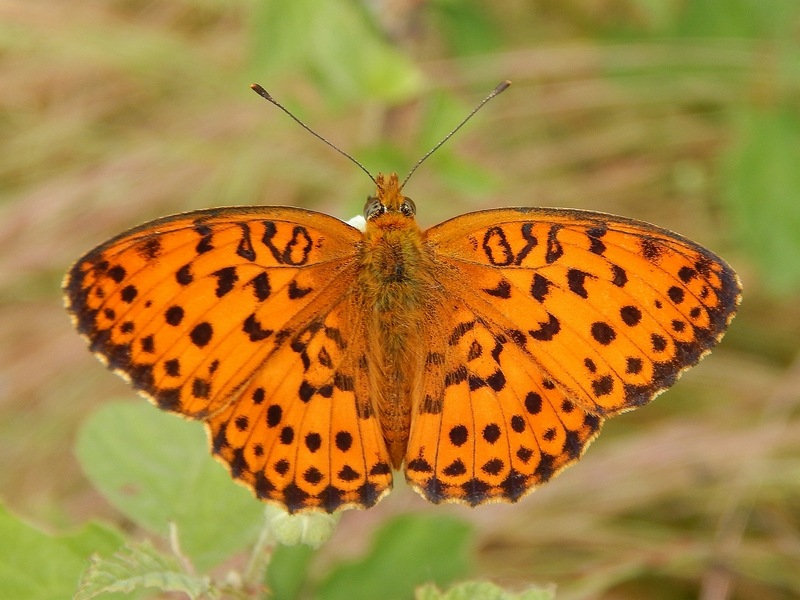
left=250, top=84, right=377, bottom=185
left=252, top=81, right=511, bottom=190
left=400, top=80, right=511, bottom=190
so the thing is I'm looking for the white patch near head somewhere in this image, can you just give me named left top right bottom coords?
left=346, top=215, right=366, bottom=232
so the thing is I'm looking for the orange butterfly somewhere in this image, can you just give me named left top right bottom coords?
left=64, top=83, right=741, bottom=513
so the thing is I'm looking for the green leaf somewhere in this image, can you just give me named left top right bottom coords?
left=73, top=540, right=215, bottom=600
left=75, top=401, right=264, bottom=570
left=0, top=504, right=123, bottom=600
left=267, top=543, right=315, bottom=600
left=317, top=514, right=473, bottom=600
left=252, top=0, right=423, bottom=103
left=416, top=580, right=556, bottom=600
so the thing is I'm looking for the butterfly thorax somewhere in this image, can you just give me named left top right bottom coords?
left=356, top=174, right=438, bottom=467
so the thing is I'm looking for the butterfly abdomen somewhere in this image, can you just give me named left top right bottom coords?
left=359, top=213, right=436, bottom=466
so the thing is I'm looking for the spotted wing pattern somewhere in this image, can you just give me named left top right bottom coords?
left=64, top=207, right=392, bottom=511
left=65, top=198, right=741, bottom=513
left=406, top=207, right=741, bottom=506
left=206, top=299, right=393, bottom=512
left=405, top=301, right=603, bottom=506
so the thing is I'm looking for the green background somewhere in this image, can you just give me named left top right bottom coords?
left=1, top=1, right=799, bottom=598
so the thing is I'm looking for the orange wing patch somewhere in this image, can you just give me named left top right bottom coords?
left=206, top=300, right=392, bottom=513
left=65, top=207, right=360, bottom=419
left=405, top=302, right=602, bottom=506
left=426, top=208, right=740, bottom=417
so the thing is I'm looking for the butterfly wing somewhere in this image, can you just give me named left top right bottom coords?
left=405, top=300, right=603, bottom=506
left=65, top=206, right=392, bottom=512
left=427, top=207, right=740, bottom=415
left=405, top=207, right=740, bottom=506
left=206, top=296, right=393, bottom=513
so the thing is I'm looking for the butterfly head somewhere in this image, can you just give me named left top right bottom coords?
left=364, top=173, right=416, bottom=221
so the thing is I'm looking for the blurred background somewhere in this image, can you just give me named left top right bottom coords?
left=1, top=1, right=799, bottom=598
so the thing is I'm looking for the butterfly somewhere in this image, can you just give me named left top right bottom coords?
left=64, top=84, right=741, bottom=514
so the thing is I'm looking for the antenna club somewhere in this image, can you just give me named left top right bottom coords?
left=250, top=84, right=272, bottom=100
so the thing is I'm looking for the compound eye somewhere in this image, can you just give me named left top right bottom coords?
left=364, top=197, right=386, bottom=220
left=400, top=197, right=416, bottom=217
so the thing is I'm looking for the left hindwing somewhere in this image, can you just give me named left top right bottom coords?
left=206, top=296, right=393, bottom=514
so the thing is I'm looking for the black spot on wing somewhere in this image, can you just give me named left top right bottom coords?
left=249, top=272, right=271, bottom=301
left=591, top=322, right=615, bottom=345
left=449, top=321, right=476, bottom=345
left=176, top=264, right=193, bottom=285
left=545, top=226, right=563, bottom=263
left=108, top=265, right=126, bottom=283
left=243, top=313, right=273, bottom=341
left=236, top=223, right=257, bottom=261
left=213, top=266, right=238, bottom=298
left=483, top=279, right=512, bottom=299
left=288, top=280, right=312, bottom=299
left=567, top=269, right=590, bottom=298
left=529, top=313, right=560, bottom=341
left=120, top=285, right=138, bottom=303
left=641, top=237, right=661, bottom=262
left=611, top=264, right=627, bottom=287
left=190, top=322, right=213, bottom=347
left=137, top=236, right=162, bottom=260
left=530, top=273, right=551, bottom=302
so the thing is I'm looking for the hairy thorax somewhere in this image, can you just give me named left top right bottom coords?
left=356, top=212, right=437, bottom=466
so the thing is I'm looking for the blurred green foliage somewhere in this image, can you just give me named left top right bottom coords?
left=722, top=107, right=800, bottom=295
left=315, top=514, right=472, bottom=600
left=76, top=401, right=265, bottom=571
left=0, top=505, right=123, bottom=600
left=252, top=0, right=423, bottom=104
